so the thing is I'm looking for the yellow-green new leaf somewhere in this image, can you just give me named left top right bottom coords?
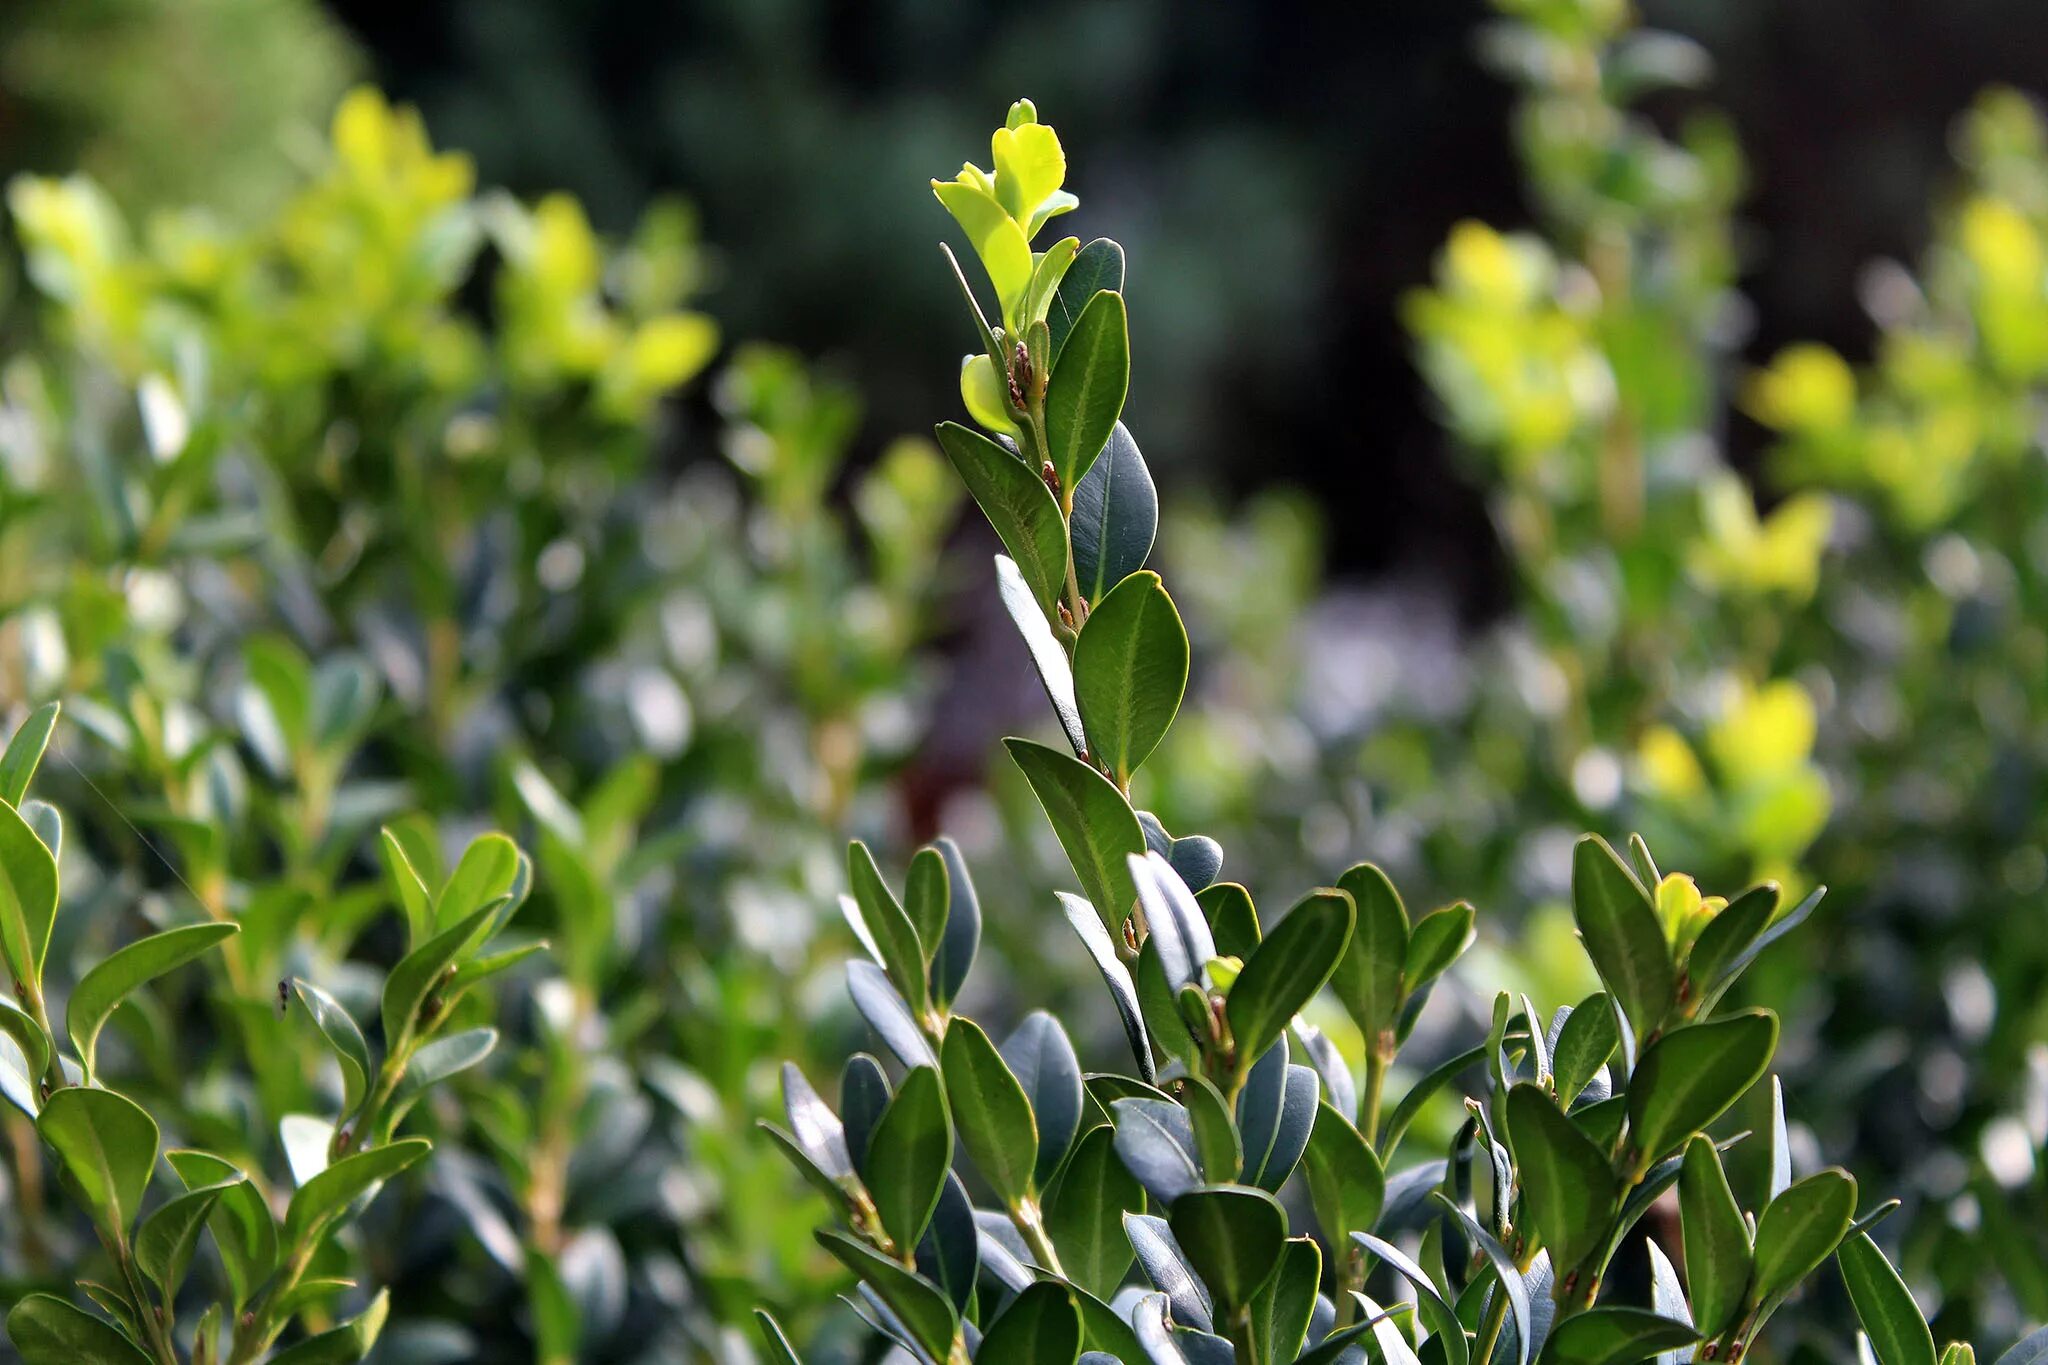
left=0, top=703, right=59, bottom=807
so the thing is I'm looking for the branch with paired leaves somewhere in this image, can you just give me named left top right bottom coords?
left=749, top=100, right=2040, bottom=1365
left=0, top=703, right=533, bottom=1365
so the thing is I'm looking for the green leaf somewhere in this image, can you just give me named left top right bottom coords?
left=1553, top=994, right=1619, bottom=1106
left=1169, top=1184, right=1287, bottom=1313
left=933, top=178, right=1032, bottom=324
left=165, top=1150, right=276, bottom=1310
left=995, top=555, right=1090, bottom=757
left=1679, top=883, right=1779, bottom=1000
left=1625, top=1010, right=1778, bottom=1172
left=1572, top=835, right=1676, bottom=1040
left=292, top=980, right=371, bottom=1114
left=847, top=841, right=930, bottom=1019
left=978, top=1281, right=1082, bottom=1365
left=865, top=1065, right=952, bottom=1255
left=380, top=900, right=499, bottom=1048
left=436, top=833, right=522, bottom=933
left=388, top=1027, right=498, bottom=1116
left=1504, top=1082, right=1617, bottom=1274
left=903, top=848, right=950, bottom=968
left=1225, top=890, right=1354, bottom=1079
left=1049, top=239, right=1125, bottom=363
left=1402, top=902, right=1474, bottom=991
left=0, top=993, right=51, bottom=1084
left=1678, top=1135, right=1752, bottom=1336
left=266, top=1288, right=390, bottom=1365
left=1329, top=862, right=1409, bottom=1044
left=940, top=1018, right=1039, bottom=1205
left=1354, top=1231, right=1466, bottom=1365
left=5, top=1294, right=149, bottom=1364
left=817, top=1228, right=958, bottom=1363
left=0, top=796, right=60, bottom=991
left=1006, top=738, right=1146, bottom=934
left=37, top=1086, right=157, bottom=1240
left=754, top=1310, right=805, bottom=1365
left=378, top=828, right=435, bottom=947
left=1839, top=1232, right=1936, bottom=1365
left=0, top=703, right=59, bottom=806
left=1300, top=1101, right=1384, bottom=1242
left=1750, top=1168, right=1857, bottom=1309
left=1074, top=570, right=1189, bottom=785
left=936, top=421, right=1068, bottom=613
left=1248, top=1237, right=1323, bottom=1365
left=1544, top=1308, right=1697, bottom=1365
left=1023, top=237, right=1081, bottom=327
left=1044, top=289, right=1129, bottom=491
left=1170, top=1073, right=1241, bottom=1186
left=1048, top=1124, right=1143, bottom=1298
left=135, top=1181, right=228, bottom=1294
left=284, top=1137, right=431, bottom=1246
left=1071, top=422, right=1157, bottom=605
left=1197, top=881, right=1261, bottom=960
left=69, top=923, right=239, bottom=1075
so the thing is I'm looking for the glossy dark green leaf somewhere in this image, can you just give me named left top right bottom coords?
left=1112, top=1097, right=1205, bottom=1206
left=1056, top=891, right=1153, bottom=1081
left=1049, top=239, right=1125, bottom=363
left=900, top=848, right=949, bottom=979
left=5, top=1294, right=149, bottom=1364
left=1625, top=1010, right=1778, bottom=1171
left=1045, top=289, right=1129, bottom=491
left=1169, top=1074, right=1240, bottom=1187
left=1237, top=1054, right=1318, bottom=1193
left=1679, top=883, right=1779, bottom=999
left=1402, top=901, right=1473, bottom=991
left=1552, top=993, right=1619, bottom=1107
left=754, top=1311, right=804, bottom=1365
left=839, top=1053, right=891, bottom=1179
left=1571, top=835, right=1675, bottom=1040
left=1301, top=1101, right=1384, bottom=1242
left=68, top=922, right=240, bottom=1075
left=930, top=837, right=981, bottom=1010
left=0, top=796, right=59, bottom=991
left=866, top=1065, right=952, bottom=1255
left=1071, top=422, right=1157, bottom=605
left=818, top=1228, right=957, bottom=1363
left=996, top=556, right=1090, bottom=757
left=1196, top=881, right=1260, bottom=960
left=1049, top=1124, right=1142, bottom=1298
left=1169, top=1184, right=1286, bottom=1312
left=938, top=422, right=1069, bottom=614
left=1074, top=570, right=1188, bottom=785
left=1248, top=1237, right=1322, bottom=1365
left=1291, top=1019, right=1357, bottom=1121
left=760, top=1122, right=854, bottom=1219
left=1437, top=1195, right=1537, bottom=1365
left=283, top=1136, right=430, bottom=1246
left=1167, top=834, right=1223, bottom=893
left=1003, top=1011, right=1083, bottom=1188
left=135, top=1181, right=227, bottom=1294
left=1505, top=1082, right=1617, bottom=1274
left=1678, top=1135, right=1751, bottom=1336
left=1329, top=862, right=1409, bottom=1044
left=1009, top=738, right=1146, bottom=933
left=1354, top=1231, right=1469, bottom=1365
left=782, top=1060, right=853, bottom=1180
left=913, top=1171, right=978, bottom=1313
left=1751, top=1168, right=1857, bottom=1308
left=1226, top=890, right=1353, bottom=1081
left=941, top=1018, right=1039, bottom=1205
left=1131, top=849, right=1216, bottom=994
left=846, top=960, right=936, bottom=1069
left=37, top=1085, right=157, bottom=1240
left=0, top=703, right=58, bottom=806
left=1839, top=1232, right=1936, bottom=1365
left=1542, top=1307, right=1698, bottom=1365
left=848, top=840, right=930, bottom=1019
left=166, top=1149, right=276, bottom=1309
left=1380, top=1044, right=1486, bottom=1156
left=379, top=828, right=435, bottom=947
left=979, top=1281, right=1083, bottom=1365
